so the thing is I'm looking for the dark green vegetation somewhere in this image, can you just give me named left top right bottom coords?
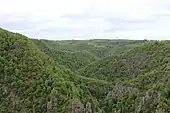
left=33, top=39, right=99, bottom=71
left=0, top=27, right=170, bottom=113
left=0, top=28, right=110, bottom=113
left=33, top=39, right=146, bottom=71
left=80, top=41, right=170, bottom=112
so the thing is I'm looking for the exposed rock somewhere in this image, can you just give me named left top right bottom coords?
left=47, top=96, right=58, bottom=113
left=107, top=84, right=138, bottom=98
left=71, top=99, right=85, bottom=113
left=136, top=89, right=160, bottom=113
left=71, top=99, right=92, bottom=113
left=85, top=102, right=92, bottom=113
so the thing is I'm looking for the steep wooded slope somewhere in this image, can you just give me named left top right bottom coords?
left=0, top=28, right=110, bottom=113
left=33, top=39, right=99, bottom=71
left=79, top=41, right=169, bottom=81
left=1, top=27, right=170, bottom=113
left=33, top=39, right=147, bottom=71
left=79, top=41, right=170, bottom=112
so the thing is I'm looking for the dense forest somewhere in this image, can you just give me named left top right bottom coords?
left=0, top=27, right=170, bottom=113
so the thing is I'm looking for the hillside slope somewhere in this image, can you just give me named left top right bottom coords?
left=0, top=28, right=110, bottom=113
left=33, top=39, right=99, bottom=71
left=33, top=39, right=147, bottom=71
left=54, top=39, right=147, bottom=58
left=33, top=39, right=147, bottom=58
left=79, top=41, right=170, bottom=112
left=79, top=41, right=169, bottom=81
left=1, top=27, right=170, bottom=113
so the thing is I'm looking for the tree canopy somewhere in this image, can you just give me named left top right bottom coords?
left=0, top=28, right=170, bottom=113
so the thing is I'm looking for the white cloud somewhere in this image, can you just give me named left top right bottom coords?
left=0, top=0, right=170, bottom=40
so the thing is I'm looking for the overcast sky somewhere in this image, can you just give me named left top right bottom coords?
left=0, top=0, right=170, bottom=40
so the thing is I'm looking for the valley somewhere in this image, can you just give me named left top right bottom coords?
left=0, top=28, right=170, bottom=113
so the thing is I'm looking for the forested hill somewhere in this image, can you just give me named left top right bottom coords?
left=33, top=39, right=147, bottom=71
left=1, top=27, right=170, bottom=113
left=0, top=28, right=110, bottom=113
left=79, top=41, right=170, bottom=112
left=33, top=39, right=99, bottom=71
left=79, top=41, right=170, bottom=81
left=34, top=39, right=147, bottom=58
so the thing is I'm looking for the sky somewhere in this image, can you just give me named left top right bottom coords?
left=0, top=0, right=170, bottom=40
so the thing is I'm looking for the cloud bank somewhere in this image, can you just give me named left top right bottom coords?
left=0, top=0, right=170, bottom=40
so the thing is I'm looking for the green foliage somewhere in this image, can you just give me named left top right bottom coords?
left=0, top=28, right=106, bottom=113
left=33, top=39, right=147, bottom=57
left=80, top=40, right=170, bottom=112
left=32, top=39, right=147, bottom=72
left=33, top=39, right=99, bottom=71
left=1, top=27, right=170, bottom=113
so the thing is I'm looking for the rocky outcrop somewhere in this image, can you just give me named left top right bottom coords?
left=106, top=84, right=138, bottom=98
left=136, top=89, right=161, bottom=113
left=71, top=99, right=92, bottom=113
